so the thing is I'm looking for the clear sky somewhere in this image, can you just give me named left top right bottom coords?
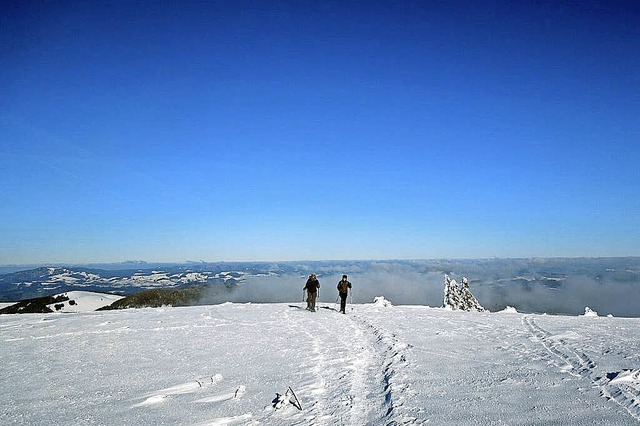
left=1, top=1, right=639, bottom=264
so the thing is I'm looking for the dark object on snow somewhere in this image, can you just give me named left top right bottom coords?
left=0, top=294, right=69, bottom=314
left=303, top=274, right=320, bottom=312
left=98, top=287, right=205, bottom=310
left=273, top=386, right=303, bottom=411
left=337, top=275, right=352, bottom=314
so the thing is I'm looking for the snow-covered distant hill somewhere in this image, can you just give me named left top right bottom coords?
left=0, top=291, right=125, bottom=314
left=0, top=265, right=266, bottom=302
left=1, top=301, right=639, bottom=425
left=0, top=260, right=382, bottom=303
left=2, top=258, right=640, bottom=316
left=47, top=291, right=124, bottom=312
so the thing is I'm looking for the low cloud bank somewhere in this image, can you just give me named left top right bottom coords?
left=199, top=265, right=443, bottom=307
left=198, top=258, right=640, bottom=317
left=475, top=275, right=640, bottom=317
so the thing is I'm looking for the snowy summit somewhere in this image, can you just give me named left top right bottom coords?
left=2, top=299, right=640, bottom=425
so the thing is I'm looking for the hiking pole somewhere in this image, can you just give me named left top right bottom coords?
left=350, top=289, right=354, bottom=312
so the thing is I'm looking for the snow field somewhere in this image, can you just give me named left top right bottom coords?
left=1, top=302, right=640, bottom=425
left=47, top=291, right=124, bottom=312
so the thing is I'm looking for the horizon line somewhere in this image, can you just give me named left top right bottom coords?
left=2, top=255, right=640, bottom=269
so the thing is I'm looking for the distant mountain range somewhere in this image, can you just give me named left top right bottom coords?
left=2, top=258, right=639, bottom=316
left=0, top=260, right=371, bottom=302
left=0, top=264, right=271, bottom=301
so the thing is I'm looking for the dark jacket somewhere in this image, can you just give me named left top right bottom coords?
left=337, top=279, right=351, bottom=295
left=304, top=277, right=320, bottom=293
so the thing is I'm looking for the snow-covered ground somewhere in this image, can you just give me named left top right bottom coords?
left=1, top=301, right=640, bottom=425
left=47, top=291, right=124, bottom=313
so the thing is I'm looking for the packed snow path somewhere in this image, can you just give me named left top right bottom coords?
left=2, top=302, right=640, bottom=425
left=278, top=305, right=422, bottom=425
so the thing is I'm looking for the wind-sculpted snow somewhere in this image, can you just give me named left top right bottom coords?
left=524, top=316, right=640, bottom=421
left=2, top=303, right=640, bottom=424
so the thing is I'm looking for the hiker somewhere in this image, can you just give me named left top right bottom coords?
left=337, top=274, right=352, bottom=314
left=303, top=273, right=320, bottom=312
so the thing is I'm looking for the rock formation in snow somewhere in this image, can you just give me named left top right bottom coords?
left=443, top=275, right=485, bottom=312
left=373, top=296, right=393, bottom=307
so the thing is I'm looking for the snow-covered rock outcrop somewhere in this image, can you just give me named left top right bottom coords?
left=443, top=275, right=485, bottom=312
left=373, top=296, right=393, bottom=307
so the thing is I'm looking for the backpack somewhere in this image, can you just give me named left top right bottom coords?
left=338, top=280, right=350, bottom=293
left=305, top=278, right=319, bottom=293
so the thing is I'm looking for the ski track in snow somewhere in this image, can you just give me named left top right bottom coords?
left=353, top=313, right=424, bottom=425
left=273, top=306, right=422, bottom=425
left=524, top=316, right=640, bottom=421
left=3, top=304, right=640, bottom=425
left=276, top=306, right=378, bottom=425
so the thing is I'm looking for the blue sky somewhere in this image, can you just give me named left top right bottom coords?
left=1, top=1, right=639, bottom=264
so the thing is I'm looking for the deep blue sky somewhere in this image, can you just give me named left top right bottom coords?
left=1, top=1, right=639, bottom=264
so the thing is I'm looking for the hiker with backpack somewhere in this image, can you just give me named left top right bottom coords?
left=303, top=273, right=320, bottom=312
left=337, top=274, right=352, bottom=314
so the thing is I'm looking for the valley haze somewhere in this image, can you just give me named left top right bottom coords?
left=1, top=257, right=639, bottom=317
